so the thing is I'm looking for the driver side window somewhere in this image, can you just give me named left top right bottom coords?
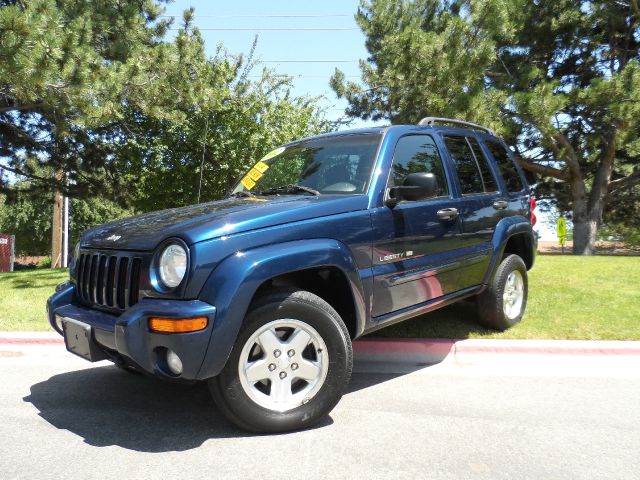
left=390, top=135, right=449, bottom=197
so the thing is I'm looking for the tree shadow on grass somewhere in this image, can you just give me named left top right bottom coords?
left=0, top=273, right=68, bottom=293
left=5, top=280, right=61, bottom=289
left=0, top=271, right=68, bottom=289
left=0, top=269, right=66, bottom=278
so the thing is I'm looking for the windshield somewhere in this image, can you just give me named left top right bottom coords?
left=231, top=133, right=382, bottom=196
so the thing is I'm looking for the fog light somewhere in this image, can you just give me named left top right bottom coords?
left=166, top=349, right=183, bottom=375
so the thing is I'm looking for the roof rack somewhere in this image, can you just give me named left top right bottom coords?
left=418, top=117, right=496, bottom=136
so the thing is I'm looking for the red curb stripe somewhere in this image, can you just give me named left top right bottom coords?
left=353, top=338, right=455, bottom=364
left=353, top=338, right=454, bottom=354
left=454, top=344, right=640, bottom=356
left=0, top=337, right=63, bottom=345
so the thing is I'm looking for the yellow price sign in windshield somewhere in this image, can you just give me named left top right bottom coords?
left=254, top=161, right=269, bottom=173
left=241, top=177, right=256, bottom=190
left=247, top=168, right=263, bottom=182
left=239, top=147, right=284, bottom=191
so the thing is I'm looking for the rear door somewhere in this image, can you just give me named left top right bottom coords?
left=481, top=138, right=529, bottom=218
left=370, top=134, right=463, bottom=318
left=442, top=134, right=504, bottom=286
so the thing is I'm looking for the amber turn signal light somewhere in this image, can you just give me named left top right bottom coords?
left=149, top=316, right=208, bottom=333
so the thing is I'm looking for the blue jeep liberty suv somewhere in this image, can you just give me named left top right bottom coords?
left=48, top=117, right=537, bottom=432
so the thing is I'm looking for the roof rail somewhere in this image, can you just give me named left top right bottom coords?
left=418, top=117, right=496, bottom=136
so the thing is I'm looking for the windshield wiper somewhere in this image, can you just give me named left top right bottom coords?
left=228, top=190, right=256, bottom=198
left=257, top=184, right=320, bottom=196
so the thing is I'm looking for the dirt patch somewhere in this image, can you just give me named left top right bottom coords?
left=538, top=240, right=640, bottom=256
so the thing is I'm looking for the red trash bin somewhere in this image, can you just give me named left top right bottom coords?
left=0, top=234, right=15, bottom=272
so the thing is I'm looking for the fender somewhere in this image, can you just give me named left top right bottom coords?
left=483, top=215, right=535, bottom=285
left=195, top=238, right=368, bottom=380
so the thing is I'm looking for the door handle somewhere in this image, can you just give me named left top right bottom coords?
left=436, top=207, right=459, bottom=221
left=493, top=200, right=509, bottom=210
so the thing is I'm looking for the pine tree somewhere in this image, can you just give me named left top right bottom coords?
left=1, top=3, right=331, bottom=260
left=332, top=0, right=640, bottom=254
left=0, top=0, right=170, bottom=264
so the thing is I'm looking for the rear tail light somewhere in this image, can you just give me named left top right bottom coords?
left=530, top=196, right=537, bottom=226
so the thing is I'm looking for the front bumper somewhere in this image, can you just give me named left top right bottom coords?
left=47, top=284, right=216, bottom=380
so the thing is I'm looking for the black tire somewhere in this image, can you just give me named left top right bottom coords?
left=476, top=254, right=528, bottom=331
left=209, top=288, right=353, bottom=433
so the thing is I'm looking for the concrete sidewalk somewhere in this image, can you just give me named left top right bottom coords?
left=3, top=332, right=640, bottom=373
left=3, top=340, right=639, bottom=480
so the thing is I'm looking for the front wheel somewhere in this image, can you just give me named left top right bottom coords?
left=208, top=288, right=352, bottom=433
left=476, top=254, right=528, bottom=331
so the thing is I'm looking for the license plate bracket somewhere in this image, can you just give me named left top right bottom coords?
left=62, top=318, right=107, bottom=362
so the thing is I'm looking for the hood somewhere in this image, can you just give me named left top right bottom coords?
left=81, top=194, right=369, bottom=251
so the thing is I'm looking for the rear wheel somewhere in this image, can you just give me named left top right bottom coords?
left=476, top=254, right=528, bottom=331
left=209, top=288, right=352, bottom=433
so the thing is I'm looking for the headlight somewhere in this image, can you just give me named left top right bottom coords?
left=159, top=244, right=187, bottom=288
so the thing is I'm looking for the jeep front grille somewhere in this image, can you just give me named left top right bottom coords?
left=76, top=252, right=142, bottom=310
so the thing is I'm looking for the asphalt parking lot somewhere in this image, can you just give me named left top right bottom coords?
left=1, top=345, right=639, bottom=480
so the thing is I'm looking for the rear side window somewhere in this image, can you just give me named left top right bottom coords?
left=389, top=135, right=449, bottom=197
left=485, top=140, right=524, bottom=192
left=444, top=136, right=498, bottom=195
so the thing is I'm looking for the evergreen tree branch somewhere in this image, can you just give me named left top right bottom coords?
left=609, top=170, right=640, bottom=192
left=517, top=158, right=569, bottom=181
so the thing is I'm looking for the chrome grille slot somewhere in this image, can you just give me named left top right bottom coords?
left=116, top=257, right=128, bottom=309
left=96, top=256, right=107, bottom=305
left=106, top=256, right=116, bottom=307
left=76, top=251, right=143, bottom=311
left=88, top=255, right=98, bottom=303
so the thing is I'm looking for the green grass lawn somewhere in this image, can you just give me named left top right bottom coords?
left=375, top=255, right=640, bottom=340
left=1, top=256, right=639, bottom=339
left=0, top=268, right=68, bottom=331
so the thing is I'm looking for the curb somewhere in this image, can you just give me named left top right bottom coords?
left=352, top=338, right=640, bottom=365
left=0, top=332, right=64, bottom=345
left=353, top=338, right=455, bottom=365
left=3, top=333, right=640, bottom=364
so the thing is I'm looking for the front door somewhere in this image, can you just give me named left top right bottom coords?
left=370, top=134, right=462, bottom=318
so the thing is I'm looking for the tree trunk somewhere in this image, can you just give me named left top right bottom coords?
left=572, top=218, right=598, bottom=255
left=571, top=132, right=617, bottom=256
left=51, top=187, right=63, bottom=268
left=567, top=173, right=595, bottom=255
left=571, top=172, right=611, bottom=256
left=51, top=169, right=64, bottom=268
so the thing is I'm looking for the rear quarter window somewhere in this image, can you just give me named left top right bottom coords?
left=444, top=135, right=498, bottom=195
left=485, top=140, right=525, bottom=192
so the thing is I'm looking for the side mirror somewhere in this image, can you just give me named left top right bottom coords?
left=385, top=173, right=439, bottom=208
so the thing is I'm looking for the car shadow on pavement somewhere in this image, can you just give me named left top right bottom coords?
left=348, top=359, right=445, bottom=395
left=23, top=364, right=334, bottom=451
left=347, top=369, right=424, bottom=395
left=24, top=359, right=442, bottom=452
